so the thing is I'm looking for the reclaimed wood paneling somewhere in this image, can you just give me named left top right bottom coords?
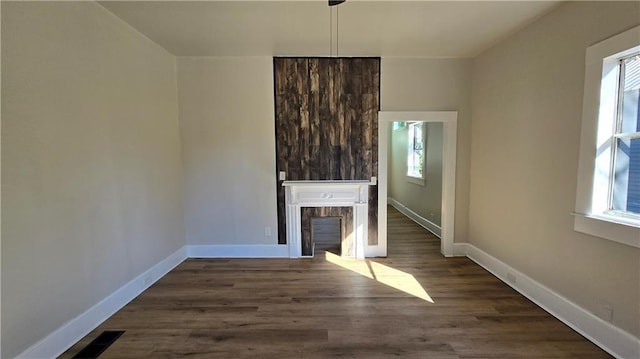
left=274, top=57, right=380, bottom=250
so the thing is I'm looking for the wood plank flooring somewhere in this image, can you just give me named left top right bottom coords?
left=60, top=207, right=610, bottom=358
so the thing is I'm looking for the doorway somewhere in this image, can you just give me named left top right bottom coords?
left=371, top=111, right=457, bottom=257
left=388, top=121, right=443, bottom=237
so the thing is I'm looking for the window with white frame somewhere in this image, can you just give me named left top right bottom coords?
left=610, top=54, right=640, bottom=216
left=575, top=25, right=640, bottom=248
left=407, top=122, right=424, bottom=179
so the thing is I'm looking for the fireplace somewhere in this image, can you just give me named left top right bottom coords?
left=282, top=179, right=376, bottom=259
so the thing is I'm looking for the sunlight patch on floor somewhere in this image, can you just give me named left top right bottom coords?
left=325, top=251, right=434, bottom=303
left=325, top=251, right=375, bottom=279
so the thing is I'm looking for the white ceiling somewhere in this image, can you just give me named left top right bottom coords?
left=99, top=1, right=561, bottom=58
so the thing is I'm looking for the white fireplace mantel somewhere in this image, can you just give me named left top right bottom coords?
left=283, top=179, right=376, bottom=259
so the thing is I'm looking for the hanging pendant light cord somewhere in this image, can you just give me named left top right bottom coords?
left=329, top=4, right=341, bottom=58
left=336, top=6, right=339, bottom=57
left=330, top=7, right=333, bottom=57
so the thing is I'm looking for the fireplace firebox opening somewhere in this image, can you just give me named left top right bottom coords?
left=311, top=217, right=342, bottom=255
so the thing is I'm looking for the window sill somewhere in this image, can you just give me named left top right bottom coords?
left=406, top=175, right=425, bottom=186
left=573, top=212, right=640, bottom=248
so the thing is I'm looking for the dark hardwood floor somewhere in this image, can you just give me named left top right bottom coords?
left=60, top=207, right=610, bottom=358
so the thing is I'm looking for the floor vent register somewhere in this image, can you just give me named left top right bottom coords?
left=71, top=330, right=125, bottom=359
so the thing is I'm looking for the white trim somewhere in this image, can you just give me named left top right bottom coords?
left=388, top=197, right=441, bottom=238
left=281, top=180, right=374, bottom=259
left=364, top=245, right=386, bottom=258
left=15, top=244, right=287, bottom=358
left=451, top=243, right=468, bottom=257
left=405, top=175, right=425, bottom=186
left=456, top=243, right=640, bottom=359
left=16, top=241, right=638, bottom=359
left=187, top=244, right=289, bottom=258
left=574, top=214, right=640, bottom=248
left=15, top=246, right=187, bottom=359
left=379, top=111, right=457, bottom=257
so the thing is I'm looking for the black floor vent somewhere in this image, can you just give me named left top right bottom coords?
left=72, top=330, right=125, bottom=359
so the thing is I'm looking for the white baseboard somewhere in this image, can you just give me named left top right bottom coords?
left=17, top=240, right=639, bottom=359
left=451, top=242, right=468, bottom=257
left=455, top=243, right=639, bottom=359
left=16, top=246, right=187, bottom=359
left=365, top=245, right=387, bottom=258
left=187, top=244, right=289, bottom=258
left=14, top=244, right=286, bottom=358
left=388, top=197, right=441, bottom=238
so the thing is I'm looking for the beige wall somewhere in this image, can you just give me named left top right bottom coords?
left=470, top=1, right=640, bottom=337
left=1, top=2, right=185, bottom=357
left=389, top=122, right=443, bottom=227
left=177, top=57, right=278, bottom=246
left=177, top=58, right=471, bottom=246
left=381, top=58, right=472, bottom=243
left=7, top=1, right=635, bottom=354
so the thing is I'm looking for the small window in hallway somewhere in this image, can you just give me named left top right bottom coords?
left=407, top=122, right=425, bottom=180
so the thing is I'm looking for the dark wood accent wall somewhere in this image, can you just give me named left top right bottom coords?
left=274, top=57, right=380, bottom=248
